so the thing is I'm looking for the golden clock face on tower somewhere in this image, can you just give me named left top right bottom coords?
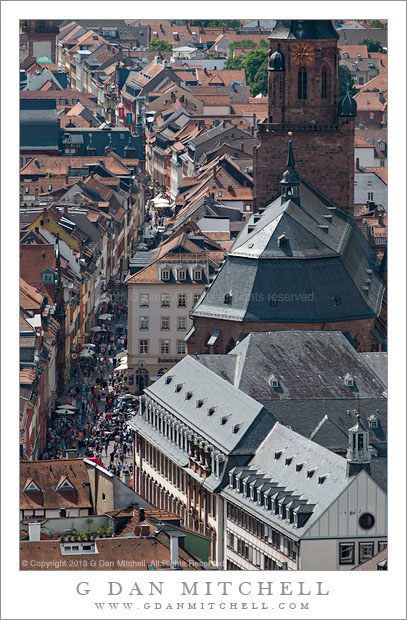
left=291, top=42, right=314, bottom=67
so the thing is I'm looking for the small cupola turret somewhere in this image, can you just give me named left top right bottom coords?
left=338, top=84, right=357, bottom=117
left=280, top=133, right=301, bottom=202
left=269, top=44, right=285, bottom=71
left=346, top=413, right=371, bottom=477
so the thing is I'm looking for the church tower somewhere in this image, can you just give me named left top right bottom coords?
left=254, top=20, right=357, bottom=215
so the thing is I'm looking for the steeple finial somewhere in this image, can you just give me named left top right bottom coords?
left=280, top=132, right=300, bottom=202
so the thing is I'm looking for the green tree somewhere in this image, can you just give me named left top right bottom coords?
left=224, top=56, right=244, bottom=70
left=369, top=20, right=386, bottom=29
left=358, top=38, right=383, bottom=52
left=190, top=20, right=241, bottom=28
left=250, top=60, right=268, bottom=97
left=230, top=39, right=257, bottom=50
left=338, top=65, right=357, bottom=98
left=243, top=47, right=268, bottom=91
left=149, top=38, right=173, bottom=51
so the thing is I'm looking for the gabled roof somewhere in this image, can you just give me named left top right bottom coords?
left=222, top=422, right=356, bottom=538
left=20, top=460, right=92, bottom=510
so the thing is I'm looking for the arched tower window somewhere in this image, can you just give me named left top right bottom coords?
left=297, top=68, right=307, bottom=100
left=321, top=67, right=329, bottom=99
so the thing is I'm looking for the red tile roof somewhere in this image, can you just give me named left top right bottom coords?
left=20, top=460, right=93, bottom=511
left=338, top=44, right=369, bottom=59
left=20, top=535, right=199, bottom=570
left=365, top=166, right=388, bottom=184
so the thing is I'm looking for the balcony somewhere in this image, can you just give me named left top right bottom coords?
left=259, top=122, right=340, bottom=134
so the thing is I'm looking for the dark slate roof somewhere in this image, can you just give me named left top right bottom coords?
left=129, top=251, right=158, bottom=275
left=191, top=181, right=385, bottom=323
left=358, top=352, right=387, bottom=388
left=20, top=100, right=58, bottom=149
left=197, top=331, right=387, bottom=401
left=268, top=20, right=339, bottom=40
left=57, top=128, right=143, bottom=159
left=65, top=213, right=101, bottom=243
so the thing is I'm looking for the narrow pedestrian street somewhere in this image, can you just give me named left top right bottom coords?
left=41, top=285, right=138, bottom=487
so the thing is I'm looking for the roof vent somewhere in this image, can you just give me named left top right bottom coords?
left=208, top=407, right=216, bottom=416
left=274, top=451, right=282, bottom=460
left=285, top=457, right=293, bottom=466
left=221, top=416, right=229, bottom=425
left=165, top=376, right=173, bottom=385
left=319, top=225, right=329, bottom=233
left=185, top=391, right=193, bottom=400
left=322, top=214, right=333, bottom=223
left=307, top=469, right=316, bottom=478
left=175, top=383, right=183, bottom=392
left=232, top=424, right=241, bottom=434
left=196, top=399, right=204, bottom=408
left=296, top=463, right=304, bottom=472
left=318, top=475, right=328, bottom=485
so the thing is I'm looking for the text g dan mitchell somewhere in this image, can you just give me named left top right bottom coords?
left=76, top=580, right=330, bottom=597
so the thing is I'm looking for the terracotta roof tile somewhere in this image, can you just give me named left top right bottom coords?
left=20, top=460, right=92, bottom=510
left=20, top=536, right=198, bottom=570
left=365, top=166, right=388, bottom=184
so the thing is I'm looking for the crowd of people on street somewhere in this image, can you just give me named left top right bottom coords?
left=40, top=287, right=138, bottom=483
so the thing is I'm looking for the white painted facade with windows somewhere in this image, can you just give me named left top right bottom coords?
left=127, top=276, right=205, bottom=391
left=354, top=170, right=387, bottom=209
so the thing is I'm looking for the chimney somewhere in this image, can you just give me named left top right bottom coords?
left=28, top=521, right=41, bottom=542
left=227, top=185, right=233, bottom=192
left=356, top=157, right=360, bottom=170
left=140, top=524, right=150, bottom=536
left=167, top=531, right=185, bottom=568
left=240, top=143, right=244, bottom=151
left=139, top=508, right=145, bottom=521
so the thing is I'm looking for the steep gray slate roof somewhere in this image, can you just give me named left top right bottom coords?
left=20, top=100, right=58, bottom=149
left=359, top=352, right=388, bottom=388
left=222, top=422, right=350, bottom=539
left=144, top=355, right=275, bottom=455
left=268, top=20, right=339, bottom=40
left=192, top=181, right=385, bottom=322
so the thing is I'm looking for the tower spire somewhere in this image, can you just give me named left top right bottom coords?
left=280, top=132, right=300, bottom=202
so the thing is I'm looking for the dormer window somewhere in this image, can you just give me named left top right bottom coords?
left=278, top=234, right=288, bottom=248
left=269, top=374, right=279, bottom=388
left=344, top=373, right=354, bottom=387
left=368, top=415, right=379, bottom=429
left=224, top=292, right=232, bottom=305
left=56, top=476, right=75, bottom=491
left=22, top=478, right=41, bottom=493
left=178, top=269, right=186, bottom=281
left=193, top=269, right=202, bottom=281
left=343, top=52, right=349, bottom=59
left=161, top=269, right=170, bottom=281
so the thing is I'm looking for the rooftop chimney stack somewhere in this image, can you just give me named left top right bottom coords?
left=168, top=531, right=185, bottom=569
left=28, top=521, right=41, bottom=542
